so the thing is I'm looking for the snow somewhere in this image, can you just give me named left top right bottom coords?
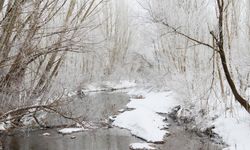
left=129, top=143, right=156, bottom=150
left=108, top=116, right=116, bottom=122
left=113, top=108, right=168, bottom=143
left=113, top=90, right=178, bottom=143
left=105, top=80, right=136, bottom=89
left=67, top=80, right=136, bottom=97
left=182, top=89, right=250, bottom=150
left=84, top=81, right=136, bottom=92
left=118, top=109, right=125, bottom=113
left=0, top=123, right=5, bottom=131
left=67, top=91, right=77, bottom=97
left=58, top=128, right=87, bottom=134
left=42, top=133, right=51, bottom=136
left=246, top=87, right=250, bottom=98
left=127, top=91, right=179, bottom=113
left=213, top=108, right=250, bottom=150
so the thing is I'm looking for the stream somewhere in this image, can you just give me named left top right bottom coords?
left=1, top=92, right=223, bottom=150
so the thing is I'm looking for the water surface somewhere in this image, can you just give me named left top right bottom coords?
left=2, top=92, right=223, bottom=150
left=6, top=128, right=141, bottom=150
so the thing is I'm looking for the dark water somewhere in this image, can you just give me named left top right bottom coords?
left=1, top=92, right=223, bottom=150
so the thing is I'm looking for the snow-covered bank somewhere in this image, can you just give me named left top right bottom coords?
left=175, top=90, right=250, bottom=150
left=2, top=79, right=248, bottom=150
left=67, top=81, right=137, bottom=97
left=129, top=143, right=156, bottom=150
left=127, top=90, right=179, bottom=113
left=113, top=108, right=168, bottom=143
left=212, top=106, right=250, bottom=150
left=113, top=89, right=180, bottom=143
left=110, top=82, right=250, bottom=149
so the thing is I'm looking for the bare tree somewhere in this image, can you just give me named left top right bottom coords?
left=0, top=0, right=105, bottom=129
left=150, top=0, right=250, bottom=113
left=100, top=0, right=131, bottom=77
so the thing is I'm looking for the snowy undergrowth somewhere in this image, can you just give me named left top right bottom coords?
left=2, top=80, right=249, bottom=150
left=214, top=114, right=250, bottom=150
left=176, top=86, right=250, bottom=150
left=212, top=101, right=250, bottom=150
left=113, top=88, right=180, bottom=143
left=110, top=81, right=250, bottom=150
left=67, top=80, right=137, bottom=97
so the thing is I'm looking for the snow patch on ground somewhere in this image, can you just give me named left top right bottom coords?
left=84, top=80, right=136, bottom=92
left=0, top=123, right=5, bottom=131
left=181, top=89, right=250, bottom=150
left=113, top=89, right=179, bottom=143
left=105, top=80, right=136, bottom=89
left=127, top=90, right=179, bottom=113
left=42, top=132, right=51, bottom=136
left=56, top=81, right=250, bottom=149
left=212, top=107, right=250, bottom=150
left=58, top=128, right=87, bottom=134
left=113, top=108, right=168, bottom=143
left=129, top=143, right=156, bottom=150
left=67, top=80, right=136, bottom=97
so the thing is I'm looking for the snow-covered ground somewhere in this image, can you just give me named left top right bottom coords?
left=1, top=80, right=250, bottom=150
left=186, top=87, right=250, bottom=150
left=212, top=103, right=250, bottom=150
left=67, top=80, right=137, bottom=97
left=0, top=123, right=5, bottom=131
left=113, top=89, right=180, bottom=143
left=129, top=143, right=156, bottom=150
left=111, top=81, right=250, bottom=150
left=127, top=90, right=179, bottom=113
left=174, top=87, right=250, bottom=150
left=113, top=108, right=168, bottom=143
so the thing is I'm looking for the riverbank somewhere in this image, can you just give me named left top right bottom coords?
left=1, top=81, right=250, bottom=150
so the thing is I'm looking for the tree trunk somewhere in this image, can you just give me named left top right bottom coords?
left=219, top=50, right=250, bottom=113
left=217, top=0, right=250, bottom=113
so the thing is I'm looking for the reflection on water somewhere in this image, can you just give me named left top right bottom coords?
left=47, top=92, right=130, bottom=126
left=3, top=92, right=139, bottom=150
left=6, top=128, right=141, bottom=150
left=2, top=92, right=223, bottom=150
left=160, top=118, right=223, bottom=150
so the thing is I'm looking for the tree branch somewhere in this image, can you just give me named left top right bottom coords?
left=159, top=21, right=220, bottom=53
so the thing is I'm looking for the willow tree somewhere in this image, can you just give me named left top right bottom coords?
left=0, top=0, right=105, bottom=127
